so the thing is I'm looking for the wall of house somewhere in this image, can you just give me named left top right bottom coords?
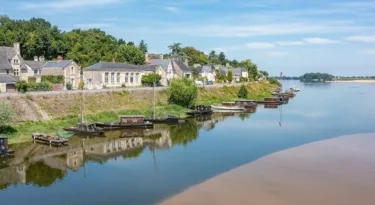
left=64, top=63, right=81, bottom=88
left=166, top=63, right=174, bottom=81
left=156, top=66, right=167, bottom=86
left=84, top=70, right=146, bottom=89
left=11, top=56, right=21, bottom=77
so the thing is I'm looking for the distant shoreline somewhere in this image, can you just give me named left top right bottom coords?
left=328, top=80, right=375, bottom=83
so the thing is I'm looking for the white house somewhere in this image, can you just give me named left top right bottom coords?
left=198, top=65, right=216, bottom=82
left=42, top=56, right=81, bottom=88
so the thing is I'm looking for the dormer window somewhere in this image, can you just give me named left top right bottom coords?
left=13, top=59, right=19, bottom=65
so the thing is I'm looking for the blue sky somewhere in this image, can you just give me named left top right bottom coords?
left=1, top=0, right=375, bottom=76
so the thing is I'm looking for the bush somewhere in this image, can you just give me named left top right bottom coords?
left=240, top=77, right=248, bottom=82
left=28, top=76, right=37, bottom=83
left=66, top=82, right=73, bottom=90
left=167, top=78, right=198, bottom=108
left=15, top=80, right=29, bottom=93
left=0, top=102, right=14, bottom=128
left=41, top=75, right=65, bottom=84
left=141, top=73, right=161, bottom=86
left=227, top=71, right=233, bottom=83
left=268, top=77, right=280, bottom=86
left=28, top=82, right=52, bottom=92
left=238, top=84, right=248, bottom=98
left=78, top=80, right=85, bottom=90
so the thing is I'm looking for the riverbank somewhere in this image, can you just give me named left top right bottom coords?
left=160, top=133, right=375, bottom=205
left=2, top=81, right=274, bottom=144
left=328, top=80, right=375, bottom=83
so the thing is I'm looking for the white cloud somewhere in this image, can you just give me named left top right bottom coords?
left=21, top=0, right=122, bottom=9
left=246, top=42, right=275, bottom=49
left=303, top=38, right=340, bottom=44
left=360, top=49, right=375, bottom=55
left=74, top=23, right=113, bottom=28
left=276, top=41, right=305, bottom=46
left=165, top=6, right=180, bottom=13
left=345, top=35, right=375, bottom=43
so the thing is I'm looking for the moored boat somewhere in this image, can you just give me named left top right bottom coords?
left=211, top=104, right=246, bottom=111
left=257, top=97, right=283, bottom=104
left=32, top=133, right=69, bottom=146
left=0, top=136, right=14, bottom=157
left=144, top=116, right=185, bottom=124
left=234, top=100, right=257, bottom=108
left=64, top=123, right=105, bottom=135
left=186, top=105, right=213, bottom=116
left=96, top=115, right=154, bottom=129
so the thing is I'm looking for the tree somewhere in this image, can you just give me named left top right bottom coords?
left=192, top=68, right=199, bottom=79
left=248, top=64, right=259, bottom=81
left=208, top=50, right=217, bottom=60
left=238, top=84, right=248, bottom=98
left=168, top=42, right=182, bottom=54
left=260, top=71, right=269, bottom=78
left=127, top=41, right=135, bottom=46
left=229, top=59, right=239, bottom=68
left=218, top=52, right=226, bottom=65
left=141, top=73, right=161, bottom=86
left=116, top=44, right=145, bottom=65
left=118, top=38, right=126, bottom=45
left=0, top=102, right=14, bottom=128
left=167, top=78, right=198, bottom=108
left=227, top=71, right=233, bottom=83
left=138, top=40, right=148, bottom=53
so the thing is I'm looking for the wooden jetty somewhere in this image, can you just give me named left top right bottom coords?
left=32, top=133, right=69, bottom=146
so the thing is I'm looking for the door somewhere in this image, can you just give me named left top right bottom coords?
left=6, top=84, right=16, bottom=93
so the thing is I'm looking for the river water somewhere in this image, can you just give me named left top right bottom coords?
left=1, top=81, right=375, bottom=205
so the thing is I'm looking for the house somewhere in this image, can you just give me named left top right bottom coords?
left=0, top=74, right=18, bottom=93
left=232, top=68, right=248, bottom=82
left=24, top=56, right=45, bottom=78
left=83, top=62, right=165, bottom=89
left=197, top=65, right=216, bottom=82
left=150, top=59, right=173, bottom=83
left=42, top=56, right=81, bottom=88
left=0, top=43, right=31, bottom=81
left=172, top=60, right=192, bottom=79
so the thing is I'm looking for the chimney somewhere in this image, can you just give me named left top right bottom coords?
left=145, top=52, right=149, bottom=65
left=57, top=55, right=63, bottom=61
left=184, top=59, right=189, bottom=67
left=39, top=56, right=45, bottom=62
left=34, top=56, right=38, bottom=61
left=14, top=42, right=20, bottom=55
left=112, top=58, right=116, bottom=63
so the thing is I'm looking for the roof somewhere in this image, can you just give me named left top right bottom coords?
left=198, top=65, right=214, bottom=73
left=219, top=68, right=227, bottom=75
left=232, top=68, right=248, bottom=76
left=0, top=74, right=19, bottom=83
left=174, top=60, right=191, bottom=72
left=0, top=46, right=27, bottom=71
left=43, top=60, right=73, bottom=68
left=150, top=59, right=171, bottom=70
left=85, top=62, right=157, bottom=72
left=24, top=61, right=44, bottom=69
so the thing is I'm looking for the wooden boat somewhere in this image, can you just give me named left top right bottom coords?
left=186, top=105, right=213, bottom=116
left=264, top=104, right=279, bottom=109
left=57, top=130, right=75, bottom=138
left=64, top=123, right=105, bottom=135
left=32, top=133, right=69, bottom=146
left=211, top=102, right=246, bottom=111
left=0, top=136, right=14, bottom=157
left=96, top=115, right=154, bottom=129
left=257, top=97, right=283, bottom=104
left=235, top=100, right=257, bottom=108
left=144, top=116, right=185, bottom=124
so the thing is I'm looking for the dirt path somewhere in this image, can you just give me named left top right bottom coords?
left=160, top=133, right=375, bottom=205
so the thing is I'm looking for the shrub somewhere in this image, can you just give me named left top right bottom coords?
left=28, top=82, right=52, bottom=92
left=28, top=76, right=37, bottom=83
left=238, top=84, right=248, bottom=98
left=268, top=77, right=280, bottom=86
left=0, top=102, right=14, bottom=128
left=41, top=75, right=65, bottom=84
left=141, top=73, right=161, bottom=86
left=121, top=83, right=126, bottom=88
left=240, top=77, right=248, bottom=82
left=227, top=71, right=233, bottom=83
left=167, top=78, right=198, bottom=108
left=78, top=80, right=85, bottom=90
left=66, top=82, right=73, bottom=90
left=15, top=80, right=29, bottom=93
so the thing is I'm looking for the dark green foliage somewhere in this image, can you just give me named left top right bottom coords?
left=167, top=78, right=198, bottom=108
left=238, top=84, right=248, bottom=98
left=138, top=40, right=148, bottom=53
left=260, top=70, right=269, bottom=78
left=26, top=161, right=66, bottom=187
left=66, top=82, right=72, bottom=90
left=218, top=52, right=226, bottom=65
left=240, top=77, right=248, bottom=82
left=268, top=77, right=280, bottom=86
left=141, top=73, right=161, bottom=86
left=116, top=45, right=145, bottom=65
left=28, top=76, right=37, bottom=83
left=41, top=75, right=64, bottom=84
left=192, top=68, right=199, bottom=79
left=15, top=80, right=29, bottom=93
left=301, top=73, right=334, bottom=82
left=227, top=71, right=233, bottom=83
left=27, top=82, right=52, bottom=92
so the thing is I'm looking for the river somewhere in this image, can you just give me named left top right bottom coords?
left=1, top=80, right=375, bottom=205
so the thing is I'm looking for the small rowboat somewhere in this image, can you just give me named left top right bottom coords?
left=211, top=105, right=246, bottom=111
left=32, top=133, right=69, bottom=146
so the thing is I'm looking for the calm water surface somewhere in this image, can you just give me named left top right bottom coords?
left=1, top=81, right=375, bottom=205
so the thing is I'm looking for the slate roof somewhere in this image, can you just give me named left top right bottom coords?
left=198, top=65, right=214, bottom=73
left=85, top=62, right=157, bottom=72
left=0, top=74, right=19, bottom=83
left=43, top=60, right=73, bottom=68
left=150, top=59, right=171, bottom=70
left=0, top=46, right=27, bottom=71
left=174, top=60, right=191, bottom=72
left=24, top=60, right=45, bottom=69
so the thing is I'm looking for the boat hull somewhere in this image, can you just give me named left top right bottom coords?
left=63, top=128, right=104, bottom=135
left=32, top=133, right=69, bottom=146
left=211, top=105, right=246, bottom=111
left=95, top=122, right=154, bottom=129
left=186, top=110, right=213, bottom=116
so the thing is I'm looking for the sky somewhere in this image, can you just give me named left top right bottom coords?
left=1, top=0, right=375, bottom=76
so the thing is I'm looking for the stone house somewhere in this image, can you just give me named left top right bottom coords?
left=172, top=60, right=192, bottom=79
left=219, top=68, right=248, bottom=82
left=197, top=65, right=216, bottom=82
left=150, top=59, right=174, bottom=83
left=0, top=74, right=18, bottom=93
left=24, top=56, right=45, bottom=78
left=83, top=62, right=166, bottom=89
left=42, top=56, right=81, bottom=88
left=0, top=43, right=33, bottom=80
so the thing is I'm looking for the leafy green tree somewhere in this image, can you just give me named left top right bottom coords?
left=167, top=78, right=198, bottom=108
left=227, top=70, right=233, bottom=83
left=118, top=38, right=126, bottom=45
left=269, top=77, right=280, bottom=86
left=0, top=102, right=14, bottom=128
left=218, top=52, right=226, bottom=65
left=127, top=41, right=135, bottom=46
left=238, top=84, right=249, bottom=98
left=192, top=68, right=199, bottom=79
left=138, top=40, right=148, bottom=53
left=116, top=44, right=145, bottom=65
left=260, top=70, right=269, bottom=78
left=229, top=59, right=239, bottom=68
left=168, top=42, right=182, bottom=54
left=208, top=50, right=217, bottom=60
left=141, top=73, right=161, bottom=86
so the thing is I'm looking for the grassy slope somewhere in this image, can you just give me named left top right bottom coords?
left=5, top=81, right=274, bottom=144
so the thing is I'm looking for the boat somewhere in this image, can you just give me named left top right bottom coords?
left=211, top=102, right=246, bottom=111
left=96, top=115, right=154, bottom=129
left=57, top=130, right=75, bottom=138
left=186, top=105, right=213, bottom=116
left=234, top=100, right=257, bottom=108
left=144, top=116, right=185, bottom=124
left=257, top=97, right=283, bottom=104
left=0, top=136, right=14, bottom=157
left=64, top=123, right=105, bottom=135
left=32, top=133, right=69, bottom=146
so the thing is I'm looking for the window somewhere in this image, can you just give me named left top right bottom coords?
left=125, top=73, right=129, bottom=83
left=71, top=66, right=74, bottom=74
left=105, top=72, right=109, bottom=83
left=14, top=69, right=20, bottom=76
left=34, top=70, right=38, bottom=75
left=117, top=73, right=120, bottom=83
left=135, top=73, right=139, bottom=84
left=111, top=72, right=115, bottom=84
left=130, top=73, right=134, bottom=83
left=6, top=70, right=9, bottom=74
left=13, top=59, right=19, bottom=64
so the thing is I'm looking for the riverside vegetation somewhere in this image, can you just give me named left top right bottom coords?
left=0, top=81, right=274, bottom=145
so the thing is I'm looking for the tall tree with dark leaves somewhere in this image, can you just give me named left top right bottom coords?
left=127, top=41, right=135, bottom=46
left=138, top=40, right=148, bottom=53
left=218, top=52, right=226, bottom=65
